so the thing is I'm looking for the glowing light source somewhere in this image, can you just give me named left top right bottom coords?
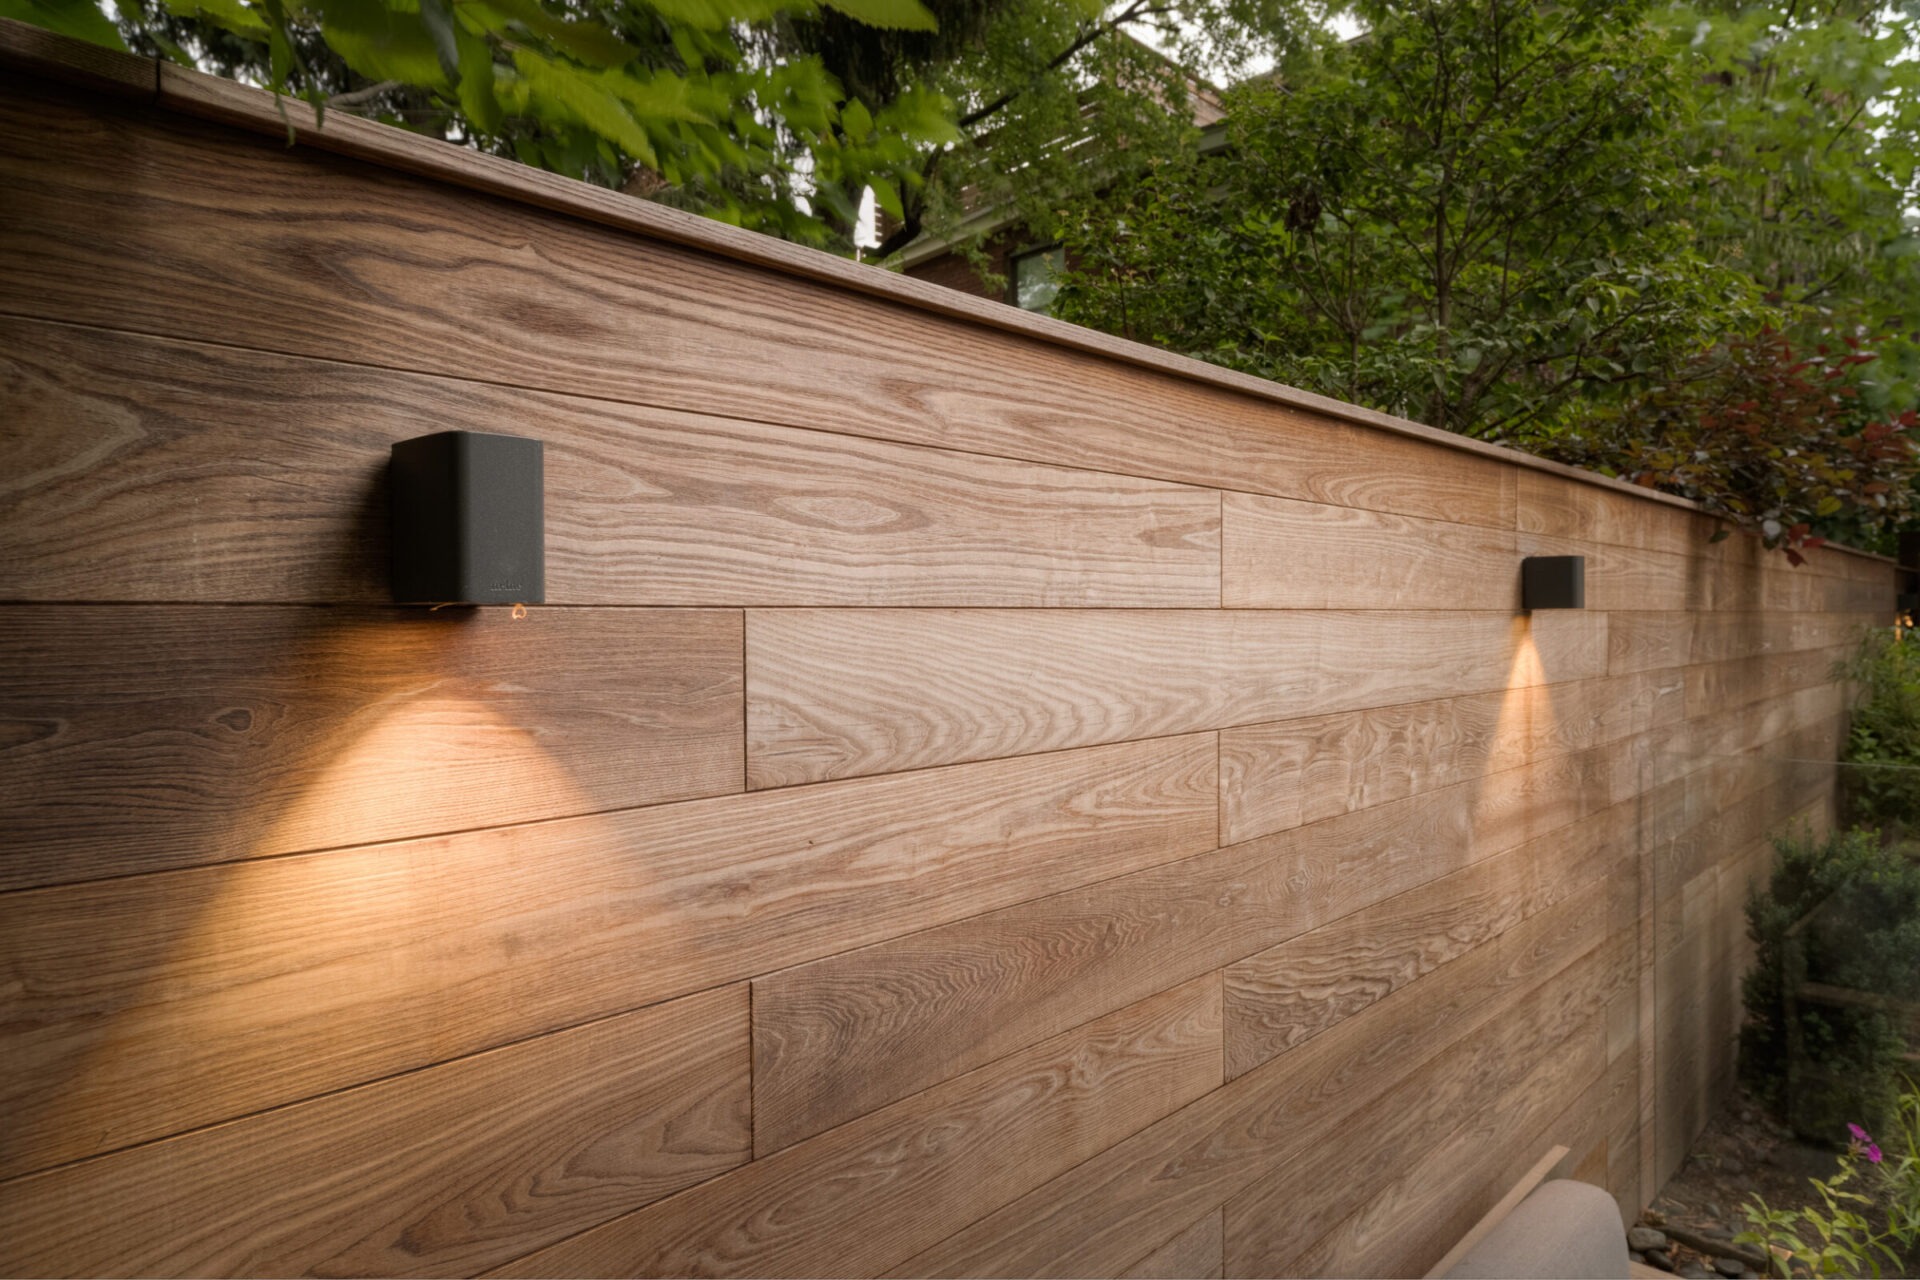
left=390, top=431, right=544, bottom=607
left=1521, top=556, right=1585, bottom=610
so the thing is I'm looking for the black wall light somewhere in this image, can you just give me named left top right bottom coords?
left=390, top=430, right=545, bottom=606
left=1521, top=555, right=1585, bottom=610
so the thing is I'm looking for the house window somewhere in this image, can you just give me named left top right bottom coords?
left=1010, top=244, right=1066, bottom=313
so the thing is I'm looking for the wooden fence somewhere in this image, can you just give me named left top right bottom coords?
left=0, top=19, right=1896, bottom=1276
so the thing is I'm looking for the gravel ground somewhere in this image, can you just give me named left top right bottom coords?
left=1631, top=1087, right=1845, bottom=1278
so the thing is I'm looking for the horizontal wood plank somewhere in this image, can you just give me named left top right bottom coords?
left=1223, top=809, right=1627, bottom=1077
left=0, top=83, right=1519, bottom=532
left=1221, top=494, right=1518, bottom=610
left=893, top=923, right=1622, bottom=1278
left=1516, top=532, right=1707, bottom=613
left=0, top=733, right=1215, bottom=1178
left=0, top=605, right=743, bottom=889
left=1221, top=915, right=1613, bottom=1278
left=1219, top=672, right=1679, bottom=844
left=0, top=985, right=750, bottom=1278
left=0, top=319, right=1219, bottom=607
left=1274, top=1015, right=1609, bottom=1278
left=1516, top=470, right=1707, bottom=560
left=490, top=975, right=1223, bottom=1278
left=748, top=609, right=1608, bottom=787
left=1684, top=645, right=1850, bottom=719
left=1119, top=1212, right=1224, bottom=1280
left=752, top=742, right=1621, bottom=1154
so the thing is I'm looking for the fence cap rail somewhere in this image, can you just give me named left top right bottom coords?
left=0, top=15, right=1895, bottom=567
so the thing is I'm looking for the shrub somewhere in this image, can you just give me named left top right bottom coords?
left=1837, top=629, right=1920, bottom=838
left=1534, top=331, right=1920, bottom=564
left=1741, top=827, right=1920, bottom=1139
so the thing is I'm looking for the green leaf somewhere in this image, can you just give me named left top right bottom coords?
left=163, top=0, right=269, bottom=40
left=453, top=20, right=502, bottom=134
left=869, top=175, right=904, bottom=222
left=841, top=97, right=873, bottom=144
left=1, top=0, right=127, bottom=49
left=470, top=0, right=633, bottom=67
left=417, top=0, right=460, bottom=81
left=512, top=47, right=657, bottom=168
left=315, top=0, right=448, bottom=87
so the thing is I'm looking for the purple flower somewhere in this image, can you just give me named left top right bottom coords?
left=1845, top=1124, right=1885, bottom=1163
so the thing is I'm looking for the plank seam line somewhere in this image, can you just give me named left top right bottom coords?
left=0, top=977, right=752, bottom=1189
left=486, top=971, right=1227, bottom=1274
left=1282, top=1011, right=1612, bottom=1276
left=106, top=47, right=1893, bottom=547
left=0, top=658, right=1838, bottom=899
left=739, top=659, right=1610, bottom=797
left=0, top=312, right=1546, bottom=541
left=18, top=311, right=1896, bottom=577
left=747, top=738, right=1642, bottom=1111
left=1223, top=848, right=1620, bottom=1080
left=0, top=598, right=1883, bottom=611
left=896, top=906, right=1617, bottom=1276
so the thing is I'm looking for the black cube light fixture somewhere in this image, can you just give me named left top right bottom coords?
left=390, top=430, right=544, bottom=606
left=1521, top=555, right=1585, bottom=610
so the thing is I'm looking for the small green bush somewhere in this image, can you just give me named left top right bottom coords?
left=1738, top=1102, right=1920, bottom=1278
left=1837, top=630, right=1920, bottom=837
left=1741, top=827, right=1920, bottom=1140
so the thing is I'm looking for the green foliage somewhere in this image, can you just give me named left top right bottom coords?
left=0, top=0, right=128, bottom=45
left=1655, top=0, right=1920, bottom=383
left=864, top=0, right=1335, bottom=264
left=1738, top=1157, right=1901, bottom=1278
left=1051, top=0, right=1920, bottom=555
left=1839, top=628, right=1920, bottom=837
left=1876, top=1087, right=1920, bottom=1255
left=1524, top=330, right=1920, bottom=562
left=1742, top=826, right=1920, bottom=1141
left=10, top=0, right=961, bottom=243
left=15, top=0, right=1315, bottom=254
left=1055, top=0, right=1764, bottom=438
left=1738, top=1100, right=1920, bottom=1278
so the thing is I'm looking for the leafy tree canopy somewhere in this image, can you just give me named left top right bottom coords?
left=1052, top=0, right=1920, bottom=555
left=4, top=0, right=1314, bottom=250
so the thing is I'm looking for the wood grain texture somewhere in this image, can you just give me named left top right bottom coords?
left=1219, top=897, right=1613, bottom=1279
left=1219, top=672, right=1678, bottom=844
left=0, top=24, right=1860, bottom=579
left=1220, top=493, right=1518, bottom=610
left=1276, top=1016, right=1609, bottom=1279
left=1684, top=645, right=1851, bottom=718
left=489, top=975, right=1223, bottom=1278
left=1223, top=806, right=1627, bottom=1078
left=747, top=608, right=1608, bottom=787
left=0, top=83, right=1520, bottom=533
left=895, top=919, right=1622, bottom=1279
left=752, top=743, right=1621, bottom=1155
left=0, top=53, right=1885, bottom=1279
left=0, top=733, right=1215, bottom=1179
left=0, top=985, right=749, bottom=1279
left=1118, top=1213, right=1224, bottom=1279
left=1517, top=471, right=1707, bottom=560
left=0, top=18, right=156, bottom=97
left=0, top=319, right=1219, bottom=607
left=0, top=605, right=742, bottom=890
left=1516, top=532, right=1708, bottom=613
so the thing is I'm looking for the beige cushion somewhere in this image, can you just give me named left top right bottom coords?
left=1441, top=1179, right=1629, bottom=1279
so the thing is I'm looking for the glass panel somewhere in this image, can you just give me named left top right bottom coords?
left=1012, top=245, right=1066, bottom=313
